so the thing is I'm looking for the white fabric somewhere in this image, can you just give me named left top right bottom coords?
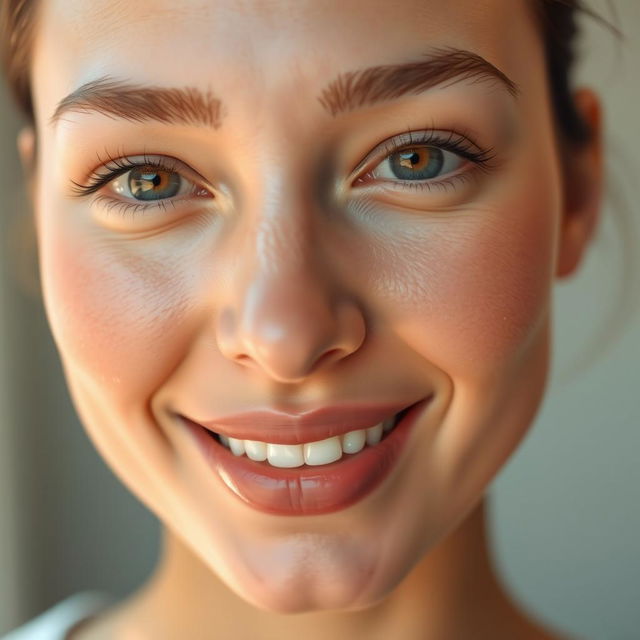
left=1, top=592, right=114, bottom=640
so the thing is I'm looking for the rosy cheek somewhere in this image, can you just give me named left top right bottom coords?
left=364, top=189, right=558, bottom=376
left=40, top=219, right=194, bottom=406
left=437, top=213, right=552, bottom=371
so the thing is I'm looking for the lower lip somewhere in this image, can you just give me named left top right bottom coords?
left=182, top=397, right=431, bottom=516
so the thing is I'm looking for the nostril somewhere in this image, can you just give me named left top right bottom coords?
left=312, top=348, right=343, bottom=370
left=236, top=346, right=347, bottom=383
left=218, top=295, right=368, bottom=382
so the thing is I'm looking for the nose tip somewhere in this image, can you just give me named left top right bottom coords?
left=216, top=293, right=366, bottom=384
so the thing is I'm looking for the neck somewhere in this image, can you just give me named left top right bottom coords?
left=103, top=496, right=545, bottom=639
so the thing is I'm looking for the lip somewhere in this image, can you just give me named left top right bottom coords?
left=185, top=401, right=416, bottom=445
left=181, top=396, right=432, bottom=516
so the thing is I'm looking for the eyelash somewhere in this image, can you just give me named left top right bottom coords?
left=70, top=130, right=496, bottom=217
left=357, top=128, right=496, bottom=192
left=69, top=151, right=200, bottom=217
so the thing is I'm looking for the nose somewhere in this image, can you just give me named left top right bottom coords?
left=215, top=210, right=366, bottom=384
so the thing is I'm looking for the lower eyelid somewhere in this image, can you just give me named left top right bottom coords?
left=91, top=194, right=180, bottom=217
left=394, top=173, right=469, bottom=192
left=357, top=167, right=480, bottom=197
left=357, top=161, right=471, bottom=187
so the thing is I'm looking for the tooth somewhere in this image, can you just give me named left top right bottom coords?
left=228, top=437, right=245, bottom=456
left=267, top=443, right=304, bottom=468
left=341, top=429, right=366, bottom=454
left=383, top=416, right=396, bottom=433
left=304, top=436, right=342, bottom=466
left=366, top=423, right=383, bottom=446
left=219, top=434, right=230, bottom=447
left=245, top=440, right=268, bottom=461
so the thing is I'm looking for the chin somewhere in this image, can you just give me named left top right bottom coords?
left=217, top=536, right=402, bottom=615
left=236, top=577, right=388, bottom=615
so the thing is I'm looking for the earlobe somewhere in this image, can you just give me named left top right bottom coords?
left=555, top=88, right=604, bottom=279
left=17, top=126, right=38, bottom=212
left=17, top=126, right=36, bottom=176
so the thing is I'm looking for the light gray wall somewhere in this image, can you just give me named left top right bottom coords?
left=0, top=80, right=26, bottom=633
left=0, top=2, right=638, bottom=638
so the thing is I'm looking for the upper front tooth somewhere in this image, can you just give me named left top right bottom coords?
left=219, top=422, right=390, bottom=463
left=366, top=423, right=383, bottom=446
left=304, top=436, right=342, bottom=466
left=267, top=443, right=304, bottom=468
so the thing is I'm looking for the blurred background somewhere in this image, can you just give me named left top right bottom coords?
left=1, top=2, right=639, bottom=638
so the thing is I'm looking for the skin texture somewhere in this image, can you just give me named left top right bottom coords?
left=21, top=0, right=602, bottom=637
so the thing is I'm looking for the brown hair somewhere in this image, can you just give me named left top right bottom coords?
left=0, top=0, right=33, bottom=120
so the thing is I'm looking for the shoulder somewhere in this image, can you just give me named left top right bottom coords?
left=1, top=592, right=114, bottom=640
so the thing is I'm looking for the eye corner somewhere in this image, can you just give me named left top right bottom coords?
left=351, top=172, right=370, bottom=188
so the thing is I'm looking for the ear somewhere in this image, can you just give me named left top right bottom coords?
left=555, top=88, right=604, bottom=279
left=17, top=126, right=37, bottom=202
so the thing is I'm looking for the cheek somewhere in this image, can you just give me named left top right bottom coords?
left=365, top=183, right=559, bottom=376
left=38, top=215, right=196, bottom=406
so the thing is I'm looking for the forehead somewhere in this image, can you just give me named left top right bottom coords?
left=32, top=0, right=539, bottom=122
left=42, top=0, right=533, bottom=43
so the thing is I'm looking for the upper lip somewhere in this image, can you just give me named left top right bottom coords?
left=182, top=399, right=424, bottom=445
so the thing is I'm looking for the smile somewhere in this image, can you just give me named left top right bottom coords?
left=211, top=413, right=400, bottom=468
left=180, top=397, right=432, bottom=516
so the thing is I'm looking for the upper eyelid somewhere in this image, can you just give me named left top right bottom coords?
left=107, top=158, right=204, bottom=192
left=351, top=130, right=485, bottom=176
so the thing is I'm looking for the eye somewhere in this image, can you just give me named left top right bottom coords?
left=110, top=165, right=197, bottom=201
left=369, top=146, right=464, bottom=182
left=353, top=130, right=496, bottom=193
left=70, top=152, right=214, bottom=220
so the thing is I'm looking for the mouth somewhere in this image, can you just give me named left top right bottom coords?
left=204, top=405, right=411, bottom=469
left=181, top=397, right=431, bottom=516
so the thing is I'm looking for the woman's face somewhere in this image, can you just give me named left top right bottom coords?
left=29, top=0, right=582, bottom=613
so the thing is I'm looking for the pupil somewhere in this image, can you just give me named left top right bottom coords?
left=390, top=146, right=443, bottom=180
left=399, top=152, right=421, bottom=169
left=129, top=167, right=181, bottom=201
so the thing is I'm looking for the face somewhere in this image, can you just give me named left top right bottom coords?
left=30, top=0, right=572, bottom=613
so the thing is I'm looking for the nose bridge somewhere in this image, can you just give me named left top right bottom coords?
left=216, top=174, right=365, bottom=383
left=249, top=190, right=326, bottom=335
left=255, top=175, right=311, bottom=276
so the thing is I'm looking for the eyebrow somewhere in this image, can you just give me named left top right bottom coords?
left=319, top=46, right=518, bottom=117
left=50, top=47, right=518, bottom=127
left=50, top=77, right=224, bottom=128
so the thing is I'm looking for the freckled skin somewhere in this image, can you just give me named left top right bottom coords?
left=26, top=0, right=602, bottom=637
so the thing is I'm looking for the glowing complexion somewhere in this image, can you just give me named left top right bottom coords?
left=25, top=0, right=602, bottom=637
